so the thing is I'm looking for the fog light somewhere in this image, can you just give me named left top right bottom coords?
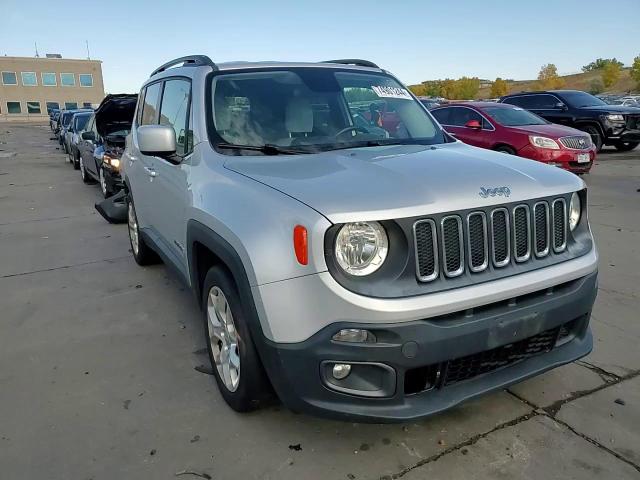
left=332, top=363, right=352, bottom=380
left=332, top=328, right=376, bottom=343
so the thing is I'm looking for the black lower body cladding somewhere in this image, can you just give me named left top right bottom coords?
left=258, top=271, right=597, bottom=423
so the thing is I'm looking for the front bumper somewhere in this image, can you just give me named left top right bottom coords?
left=517, top=145, right=595, bottom=173
left=259, top=271, right=597, bottom=422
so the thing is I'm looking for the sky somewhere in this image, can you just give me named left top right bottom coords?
left=1, top=0, right=638, bottom=93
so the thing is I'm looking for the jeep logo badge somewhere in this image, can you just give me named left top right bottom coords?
left=479, top=186, right=511, bottom=198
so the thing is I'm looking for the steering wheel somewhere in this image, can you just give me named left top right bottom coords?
left=335, top=126, right=370, bottom=139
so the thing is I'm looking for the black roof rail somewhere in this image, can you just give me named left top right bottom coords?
left=322, top=59, right=380, bottom=69
left=151, top=55, right=218, bottom=77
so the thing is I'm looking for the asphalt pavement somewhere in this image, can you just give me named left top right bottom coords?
left=1, top=124, right=639, bottom=479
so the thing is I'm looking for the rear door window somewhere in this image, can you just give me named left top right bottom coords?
left=158, top=79, right=191, bottom=156
left=447, top=107, right=483, bottom=127
left=430, top=107, right=451, bottom=125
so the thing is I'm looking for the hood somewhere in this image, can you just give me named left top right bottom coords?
left=507, top=123, right=587, bottom=138
left=95, top=94, right=138, bottom=138
left=224, top=142, right=584, bottom=224
left=580, top=104, right=640, bottom=114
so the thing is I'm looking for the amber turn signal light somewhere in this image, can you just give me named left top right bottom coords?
left=293, top=225, right=308, bottom=265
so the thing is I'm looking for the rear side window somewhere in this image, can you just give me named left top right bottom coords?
left=159, top=79, right=191, bottom=156
left=140, top=82, right=161, bottom=125
left=431, top=107, right=451, bottom=124
left=446, top=107, right=483, bottom=127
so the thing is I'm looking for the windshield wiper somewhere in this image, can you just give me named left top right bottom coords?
left=217, top=143, right=307, bottom=155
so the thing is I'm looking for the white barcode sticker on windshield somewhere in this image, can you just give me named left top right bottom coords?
left=371, top=85, right=412, bottom=100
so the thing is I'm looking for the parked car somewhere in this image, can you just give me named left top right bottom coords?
left=77, top=94, right=137, bottom=197
left=609, top=97, right=640, bottom=108
left=64, top=112, right=92, bottom=162
left=66, top=112, right=92, bottom=168
left=57, top=109, right=91, bottom=150
left=49, top=109, right=60, bottom=131
left=431, top=102, right=596, bottom=174
left=500, top=90, right=640, bottom=152
left=98, top=56, right=597, bottom=422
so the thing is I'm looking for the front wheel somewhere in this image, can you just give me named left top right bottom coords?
left=99, top=168, right=111, bottom=198
left=494, top=145, right=517, bottom=155
left=203, top=266, right=271, bottom=412
left=614, top=141, right=639, bottom=152
left=79, top=156, right=94, bottom=184
left=580, top=125, right=603, bottom=152
left=127, top=199, right=159, bottom=266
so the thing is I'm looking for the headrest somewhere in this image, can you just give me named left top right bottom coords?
left=285, top=97, right=313, bottom=133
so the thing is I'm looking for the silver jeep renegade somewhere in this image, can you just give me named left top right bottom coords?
left=119, top=55, right=598, bottom=422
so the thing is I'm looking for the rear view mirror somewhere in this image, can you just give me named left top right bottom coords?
left=82, top=131, right=95, bottom=141
left=465, top=119, right=482, bottom=129
left=138, top=125, right=176, bottom=158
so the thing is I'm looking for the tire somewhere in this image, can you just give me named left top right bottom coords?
left=580, top=125, right=603, bottom=152
left=79, top=156, right=94, bottom=184
left=614, top=141, right=639, bottom=152
left=494, top=145, right=517, bottom=155
left=202, top=266, right=271, bottom=412
left=127, top=199, right=160, bottom=266
left=72, top=150, right=80, bottom=170
left=99, top=168, right=111, bottom=198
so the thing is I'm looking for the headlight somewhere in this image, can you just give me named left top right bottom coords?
left=569, top=192, right=581, bottom=231
left=529, top=136, right=560, bottom=150
left=606, top=114, right=624, bottom=122
left=103, top=154, right=120, bottom=170
left=334, top=221, right=388, bottom=276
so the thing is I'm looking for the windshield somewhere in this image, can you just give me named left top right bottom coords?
left=483, top=106, right=547, bottom=126
left=61, top=112, right=74, bottom=127
left=210, top=69, right=445, bottom=153
left=560, top=91, right=607, bottom=108
left=74, top=114, right=90, bottom=131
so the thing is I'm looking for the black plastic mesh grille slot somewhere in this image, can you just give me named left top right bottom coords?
left=553, top=200, right=566, bottom=250
left=468, top=213, right=486, bottom=270
left=513, top=207, right=529, bottom=260
left=415, top=220, right=437, bottom=280
left=534, top=203, right=549, bottom=255
left=442, top=217, right=462, bottom=275
left=492, top=210, right=508, bottom=265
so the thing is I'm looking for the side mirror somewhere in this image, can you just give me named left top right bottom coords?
left=554, top=102, right=567, bottom=111
left=82, top=131, right=95, bottom=141
left=465, top=119, right=482, bottom=129
left=137, top=125, right=177, bottom=158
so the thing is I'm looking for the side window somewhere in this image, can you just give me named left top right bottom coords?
left=158, top=79, right=191, bottom=156
left=136, top=87, right=146, bottom=126
left=503, top=96, right=530, bottom=108
left=448, top=107, right=482, bottom=127
left=431, top=108, right=451, bottom=125
left=531, top=94, right=559, bottom=109
left=141, top=82, right=161, bottom=125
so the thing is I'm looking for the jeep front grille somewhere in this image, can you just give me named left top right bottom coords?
left=414, top=196, right=568, bottom=282
left=559, top=135, right=591, bottom=150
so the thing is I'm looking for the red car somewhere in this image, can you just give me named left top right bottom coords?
left=430, top=102, right=596, bottom=173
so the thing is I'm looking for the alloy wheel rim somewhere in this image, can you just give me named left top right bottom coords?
left=100, top=169, right=107, bottom=195
left=127, top=203, right=139, bottom=255
left=207, top=286, right=240, bottom=392
left=80, top=157, right=85, bottom=179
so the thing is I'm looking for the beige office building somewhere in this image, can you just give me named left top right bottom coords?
left=0, top=56, right=105, bottom=122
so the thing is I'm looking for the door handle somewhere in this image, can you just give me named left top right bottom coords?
left=143, top=166, right=157, bottom=177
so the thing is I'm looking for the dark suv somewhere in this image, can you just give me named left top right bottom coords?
left=500, top=90, right=640, bottom=152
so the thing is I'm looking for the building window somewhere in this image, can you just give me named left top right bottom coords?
left=27, top=101, right=41, bottom=114
left=79, top=74, right=93, bottom=87
left=46, top=102, right=60, bottom=113
left=60, top=73, right=75, bottom=87
left=2, top=72, right=17, bottom=85
left=21, top=72, right=38, bottom=86
left=42, top=72, right=57, bottom=86
left=65, top=102, right=78, bottom=110
left=82, top=102, right=93, bottom=108
left=7, top=102, right=21, bottom=114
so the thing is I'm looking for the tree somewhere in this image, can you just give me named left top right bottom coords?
left=408, top=84, right=427, bottom=96
left=582, top=58, right=624, bottom=72
left=490, top=78, right=508, bottom=97
left=589, top=78, right=604, bottom=94
left=602, top=62, right=621, bottom=88
left=453, top=77, right=480, bottom=99
left=630, top=55, right=640, bottom=90
left=537, top=64, right=565, bottom=90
